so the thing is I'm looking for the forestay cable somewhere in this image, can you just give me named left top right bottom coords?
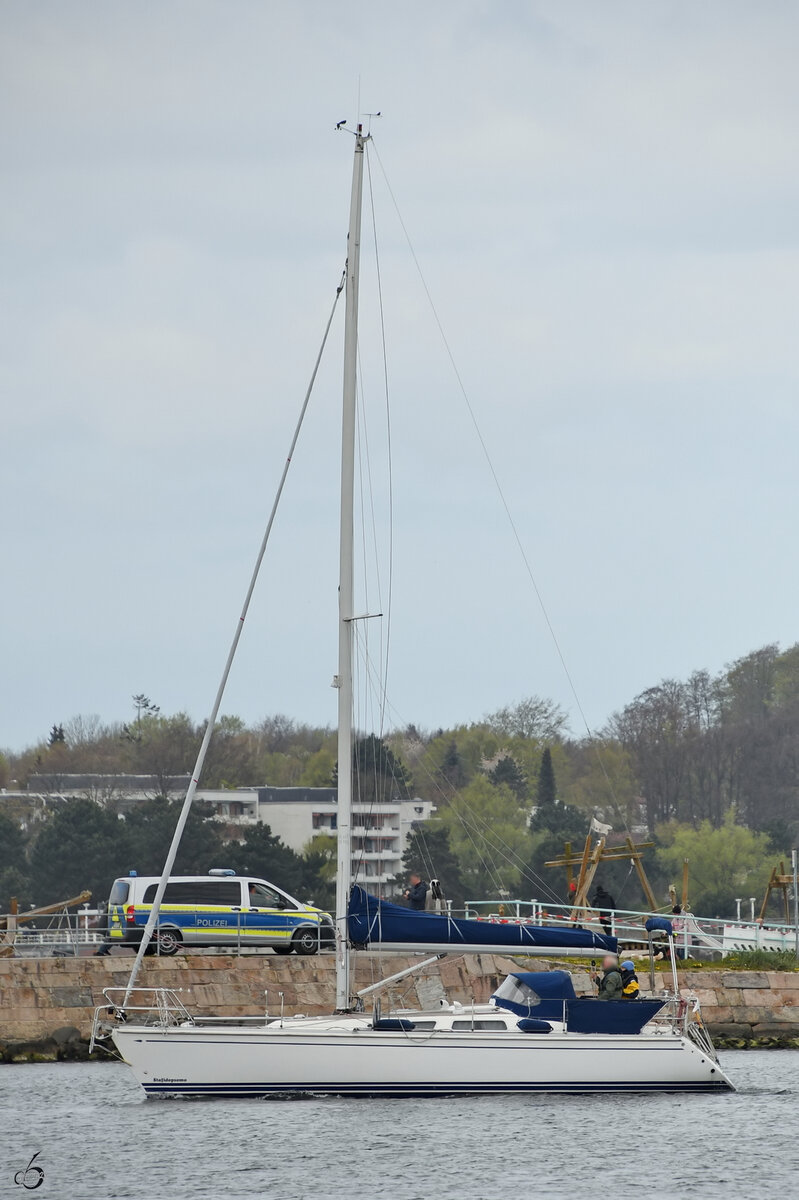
left=122, top=269, right=346, bottom=1005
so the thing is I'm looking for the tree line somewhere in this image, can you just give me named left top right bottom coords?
left=2, top=642, right=798, bottom=920
left=0, top=797, right=338, bottom=919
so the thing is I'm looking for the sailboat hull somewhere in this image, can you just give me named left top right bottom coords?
left=111, top=1024, right=733, bottom=1098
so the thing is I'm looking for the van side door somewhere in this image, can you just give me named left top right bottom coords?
left=178, top=879, right=244, bottom=946
left=243, top=881, right=297, bottom=949
left=144, top=880, right=244, bottom=947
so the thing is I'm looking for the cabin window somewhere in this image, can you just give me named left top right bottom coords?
left=109, top=880, right=129, bottom=905
left=451, top=1020, right=508, bottom=1031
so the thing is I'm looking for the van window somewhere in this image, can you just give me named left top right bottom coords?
left=142, top=881, right=241, bottom=905
left=109, top=880, right=130, bottom=906
left=248, top=882, right=292, bottom=909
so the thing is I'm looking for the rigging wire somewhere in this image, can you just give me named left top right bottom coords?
left=349, top=142, right=607, bottom=907
left=353, top=357, right=378, bottom=860
left=369, top=138, right=629, bottom=835
left=351, top=624, right=411, bottom=887
left=351, top=367, right=379, bottom=885
left=354, top=642, right=533, bottom=893
left=349, top=143, right=399, bottom=892
left=354, top=347, right=385, bottom=616
left=352, top=643, right=565, bottom=904
left=365, top=141, right=396, bottom=744
left=409, top=819, right=438, bottom=882
left=614, top=858, right=637, bottom=905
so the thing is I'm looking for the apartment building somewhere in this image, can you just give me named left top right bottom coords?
left=16, top=775, right=436, bottom=898
left=198, top=785, right=436, bottom=896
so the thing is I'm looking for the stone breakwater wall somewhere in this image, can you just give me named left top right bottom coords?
left=677, top=969, right=799, bottom=1048
left=2, top=955, right=799, bottom=1061
left=0, top=952, right=519, bottom=1061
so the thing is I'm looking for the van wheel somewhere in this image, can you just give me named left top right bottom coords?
left=273, top=945, right=293, bottom=955
left=292, top=929, right=320, bottom=956
left=156, top=929, right=182, bottom=956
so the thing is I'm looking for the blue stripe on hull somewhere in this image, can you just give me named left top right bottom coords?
left=142, top=1079, right=731, bottom=1098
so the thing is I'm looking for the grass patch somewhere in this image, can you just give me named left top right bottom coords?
left=722, top=948, right=799, bottom=971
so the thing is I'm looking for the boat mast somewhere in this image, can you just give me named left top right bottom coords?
left=335, top=125, right=366, bottom=1012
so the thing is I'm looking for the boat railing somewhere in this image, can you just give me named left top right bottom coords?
left=648, top=991, right=720, bottom=1059
left=103, top=986, right=196, bottom=1023
left=89, top=987, right=197, bottom=1052
left=90, top=986, right=280, bottom=1051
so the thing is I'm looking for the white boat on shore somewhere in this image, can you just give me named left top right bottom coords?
left=93, top=124, right=734, bottom=1097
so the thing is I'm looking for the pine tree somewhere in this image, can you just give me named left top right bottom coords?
left=441, top=740, right=466, bottom=790
left=527, top=747, right=588, bottom=890
left=536, top=747, right=556, bottom=809
left=530, top=747, right=585, bottom=839
left=488, top=754, right=527, bottom=801
left=333, top=735, right=412, bottom=805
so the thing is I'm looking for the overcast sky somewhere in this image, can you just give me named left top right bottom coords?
left=3, top=1, right=799, bottom=754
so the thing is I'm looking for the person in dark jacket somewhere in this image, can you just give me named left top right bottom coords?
left=591, top=884, right=616, bottom=937
left=594, top=954, right=623, bottom=1000
left=620, top=959, right=640, bottom=999
left=94, top=902, right=112, bottom=956
left=404, top=874, right=428, bottom=911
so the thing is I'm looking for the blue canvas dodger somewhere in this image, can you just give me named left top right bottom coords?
left=492, top=971, right=665, bottom=1036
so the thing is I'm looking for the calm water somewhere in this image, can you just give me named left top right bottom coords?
left=1, top=1053, right=796, bottom=1200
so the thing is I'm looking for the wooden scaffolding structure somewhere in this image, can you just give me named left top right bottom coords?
left=545, top=835, right=658, bottom=920
left=758, top=863, right=794, bottom=924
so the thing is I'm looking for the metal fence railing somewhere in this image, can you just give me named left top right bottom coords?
left=462, top=898, right=799, bottom=957
left=4, top=907, right=332, bottom=958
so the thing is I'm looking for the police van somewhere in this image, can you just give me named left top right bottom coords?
left=106, top=869, right=335, bottom=956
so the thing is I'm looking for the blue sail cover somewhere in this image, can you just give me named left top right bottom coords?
left=347, top=887, right=617, bottom=953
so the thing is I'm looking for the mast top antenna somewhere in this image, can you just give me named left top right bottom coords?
left=335, top=116, right=379, bottom=136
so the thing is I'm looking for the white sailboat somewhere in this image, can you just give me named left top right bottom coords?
left=93, top=126, right=734, bottom=1097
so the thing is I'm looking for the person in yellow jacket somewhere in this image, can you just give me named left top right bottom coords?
left=620, top=960, right=640, bottom=999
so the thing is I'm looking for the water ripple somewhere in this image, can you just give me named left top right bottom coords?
left=1, top=1052, right=797, bottom=1200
